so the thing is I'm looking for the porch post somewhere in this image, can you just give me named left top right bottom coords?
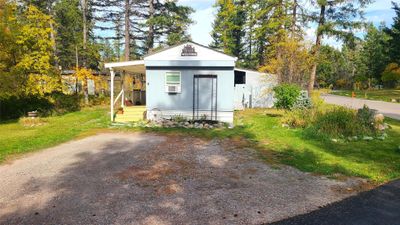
left=110, top=68, right=115, bottom=122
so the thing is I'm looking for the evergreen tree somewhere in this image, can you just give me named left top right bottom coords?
left=209, top=0, right=246, bottom=59
left=308, top=0, right=372, bottom=94
left=361, top=23, right=390, bottom=83
left=54, top=0, right=83, bottom=69
left=385, top=2, right=400, bottom=65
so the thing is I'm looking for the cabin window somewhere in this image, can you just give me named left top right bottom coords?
left=165, top=72, right=181, bottom=93
left=234, top=70, right=246, bottom=86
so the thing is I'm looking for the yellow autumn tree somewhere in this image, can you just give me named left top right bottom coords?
left=74, top=67, right=96, bottom=105
left=14, top=5, right=60, bottom=96
left=260, top=37, right=314, bottom=87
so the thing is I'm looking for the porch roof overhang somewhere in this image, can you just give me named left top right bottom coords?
left=104, top=60, right=145, bottom=74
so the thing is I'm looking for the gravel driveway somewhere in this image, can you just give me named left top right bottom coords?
left=0, top=133, right=362, bottom=225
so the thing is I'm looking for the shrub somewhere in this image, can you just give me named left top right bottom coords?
left=293, top=90, right=312, bottom=109
left=382, top=63, right=400, bottom=88
left=171, top=114, right=187, bottom=122
left=281, top=108, right=313, bottom=128
left=273, top=84, right=301, bottom=109
left=308, top=106, right=381, bottom=139
left=50, top=92, right=81, bottom=115
left=311, top=107, right=359, bottom=138
left=335, top=79, right=348, bottom=89
left=356, top=105, right=376, bottom=133
left=0, top=92, right=81, bottom=120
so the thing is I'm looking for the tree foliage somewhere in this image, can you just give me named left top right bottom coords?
left=0, top=2, right=60, bottom=97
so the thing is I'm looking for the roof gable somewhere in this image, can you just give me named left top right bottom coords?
left=144, top=41, right=237, bottom=62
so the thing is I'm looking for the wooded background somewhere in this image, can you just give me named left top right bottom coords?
left=0, top=0, right=400, bottom=119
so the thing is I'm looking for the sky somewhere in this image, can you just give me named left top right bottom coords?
left=178, top=0, right=397, bottom=47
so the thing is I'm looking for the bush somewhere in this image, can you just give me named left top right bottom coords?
left=171, top=114, right=187, bottom=122
left=273, top=84, right=301, bottom=109
left=281, top=108, right=313, bottom=128
left=382, top=63, right=400, bottom=88
left=51, top=92, right=81, bottom=115
left=0, top=92, right=81, bottom=120
left=293, top=90, right=312, bottom=109
left=356, top=105, right=376, bottom=133
left=311, top=107, right=360, bottom=138
left=307, top=106, right=381, bottom=139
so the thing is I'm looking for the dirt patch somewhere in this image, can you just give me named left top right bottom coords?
left=115, top=161, right=178, bottom=182
left=331, top=180, right=376, bottom=194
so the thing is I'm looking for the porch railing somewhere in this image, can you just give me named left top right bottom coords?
left=113, top=89, right=125, bottom=108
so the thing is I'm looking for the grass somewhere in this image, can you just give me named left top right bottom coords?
left=0, top=106, right=108, bottom=162
left=333, top=89, right=400, bottom=103
left=233, top=109, right=400, bottom=184
left=1, top=106, right=400, bottom=184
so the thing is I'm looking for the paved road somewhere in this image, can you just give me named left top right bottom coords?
left=271, top=179, right=400, bottom=225
left=322, top=94, right=400, bottom=120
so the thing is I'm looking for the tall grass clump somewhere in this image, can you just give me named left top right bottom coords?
left=280, top=91, right=383, bottom=140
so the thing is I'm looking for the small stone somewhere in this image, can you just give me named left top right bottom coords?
left=374, top=113, right=385, bottom=124
left=377, top=135, right=386, bottom=140
left=363, top=136, right=374, bottom=141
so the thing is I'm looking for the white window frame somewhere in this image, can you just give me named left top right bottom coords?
left=165, top=71, right=182, bottom=93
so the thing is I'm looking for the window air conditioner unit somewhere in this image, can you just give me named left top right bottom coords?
left=166, top=84, right=180, bottom=93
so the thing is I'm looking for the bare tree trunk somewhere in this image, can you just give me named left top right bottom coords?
left=48, top=4, right=58, bottom=68
left=308, top=4, right=325, bottom=96
left=81, top=0, right=87, bottom=67
left=147, top=0, right=155, bottom=52
left=276, top=0, right=285, bottom=81
left=124, top=0, right=130, bottom=61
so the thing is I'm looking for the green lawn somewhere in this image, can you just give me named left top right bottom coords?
left=0, top=107, right=108, bottom=162
left=1, top=106, right=400, bottom=184
left=234, top=109, right=400, bottom=183
left=333, top=89, right=400, bottom=103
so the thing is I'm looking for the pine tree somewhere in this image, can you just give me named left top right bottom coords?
left=361, top=23, right=390, bottom=83
left=385, top=2, right=400, bottom=65
left=209, top=0, right=246, bottom=59
left=308, top=0, right=372, bottom=95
